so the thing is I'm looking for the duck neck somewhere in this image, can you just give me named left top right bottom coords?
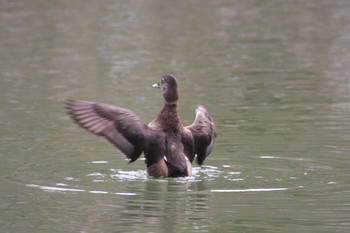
left=159, top=102, right=182, bottom=131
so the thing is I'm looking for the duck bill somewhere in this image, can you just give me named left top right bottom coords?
left=152, top=83, right=160, bottom=88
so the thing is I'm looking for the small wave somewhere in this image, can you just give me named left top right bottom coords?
left=27, top=183, right=138, bottom=195
left=91, top=160, right=108, bottom=164
left=115, top=192, right=137, bottom=196
left=211, top=188, right=288, bottom=193
left=27, top=184, right=85, bottom=193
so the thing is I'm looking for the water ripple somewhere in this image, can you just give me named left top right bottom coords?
left=26, top=184, right=138, bottom=196
left=211, top=188, right=288, bottom=193
left=26, top=184, right=85, bottom=193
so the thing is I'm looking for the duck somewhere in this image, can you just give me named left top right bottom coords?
left=65, top=74, right=216, bottom=177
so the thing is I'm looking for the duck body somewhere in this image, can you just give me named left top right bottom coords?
left=148, top=102, right=194, bottom=177
left=65, top=74, right=216, bottom=178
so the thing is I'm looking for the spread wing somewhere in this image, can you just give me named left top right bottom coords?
left=186, top=105, right=216, bottom=165
left=65, top=100, right=151, bottom=163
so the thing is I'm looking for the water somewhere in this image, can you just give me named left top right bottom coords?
left=1, top=0, right=350, bottom=232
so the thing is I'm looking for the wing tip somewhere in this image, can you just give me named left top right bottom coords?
left=195, top=105, right=208, bottom=115
left=64, top=99, right=81, bottom=111
left=64, top=99, right=78, bottom=106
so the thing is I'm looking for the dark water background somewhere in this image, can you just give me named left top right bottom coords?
left=1, top=0, right=350, bottom=232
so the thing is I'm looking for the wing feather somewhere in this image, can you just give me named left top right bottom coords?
left=65, top=100, right=149, bottom=162
left=186, top=105, right=216, bottom=165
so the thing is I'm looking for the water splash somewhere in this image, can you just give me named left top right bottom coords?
left=195, top=165, right=222, bottom=179
left=110, top=169, right=148, bottom=181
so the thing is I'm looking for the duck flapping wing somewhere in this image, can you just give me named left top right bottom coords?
left=65, top=100, right=164, bottom=163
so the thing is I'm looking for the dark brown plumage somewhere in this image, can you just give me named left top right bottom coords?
left=65, top=74, right=216, bottom=177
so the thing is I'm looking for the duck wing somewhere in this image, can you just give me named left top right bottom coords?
left=186, top=105, right=216, bottom=165
left=65, top=100, right=159, bottom=163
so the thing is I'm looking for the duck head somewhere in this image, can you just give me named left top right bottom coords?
left=153, top=74, right=179, bottom=103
